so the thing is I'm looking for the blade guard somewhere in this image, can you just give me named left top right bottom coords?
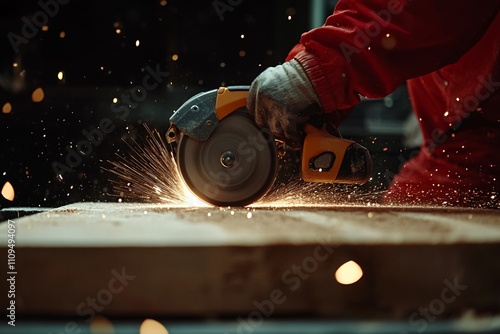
left=301, top=124, right=371, bottom=184
left=167, top=86, right=249, bottom=143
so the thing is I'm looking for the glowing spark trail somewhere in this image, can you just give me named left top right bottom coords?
left=107, top=125, right=206, bottom=207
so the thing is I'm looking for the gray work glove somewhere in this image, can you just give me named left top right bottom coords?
left=247, top=59, right=322, bottom=148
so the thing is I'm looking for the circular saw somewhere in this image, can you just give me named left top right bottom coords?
left=167, top=86, right=371, bottom=206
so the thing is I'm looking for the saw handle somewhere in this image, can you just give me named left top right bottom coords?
left=301, top=123, right=371, bottom=184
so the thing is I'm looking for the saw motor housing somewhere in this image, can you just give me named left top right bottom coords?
left=167, top=86, right=372, bottom=205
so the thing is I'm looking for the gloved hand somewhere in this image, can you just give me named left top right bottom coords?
left=247, top=59, right=322, bottom=148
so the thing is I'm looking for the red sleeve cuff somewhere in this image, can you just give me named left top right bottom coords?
left=285, top=43, right=306, bottom=62
left=294, top=50, right=357, bottom=113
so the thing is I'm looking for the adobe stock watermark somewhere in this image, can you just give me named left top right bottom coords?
left=6, top=220, right=17, bottom=327
left=7, top=0, right=71, bottom=54
left=230, top=239, right=338, bottom=334
left=339, top=0, right=405, bottom=63
left=213, top=0, right=244, bottom=22
left=49, top=267, right=135, bottom=334
left=402, top=276, right=467, bottom=334
left=385, top=73, right=500, bottom=184
left=51, top=64, right=169, bottom=179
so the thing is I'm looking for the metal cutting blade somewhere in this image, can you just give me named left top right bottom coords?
left=176, top=110, right=277, bottom=206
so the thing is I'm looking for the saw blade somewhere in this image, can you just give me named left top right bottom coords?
left=176, top=110, right=277, bottom=206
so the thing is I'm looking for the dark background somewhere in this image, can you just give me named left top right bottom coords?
left=0, top=0, right=413, bottom=209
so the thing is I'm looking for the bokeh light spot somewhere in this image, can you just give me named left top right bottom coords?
left=2, top=182, right=15, bottom=201
left=335, top=260, right=363, bottom=285
left=2, top=102, right=12, bottom=114
left=90, top=316, right=115, bottom=334
left=140, top=319, right=168, bottom=334
left=32, top=87, right=45, bottom=103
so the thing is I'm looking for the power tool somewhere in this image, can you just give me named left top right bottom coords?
left=167, top=86, right=371, bottom=206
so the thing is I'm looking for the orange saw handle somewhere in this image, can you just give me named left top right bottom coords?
left=301, top=123, right=371, bottom=184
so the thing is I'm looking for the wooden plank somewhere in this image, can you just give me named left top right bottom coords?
left=0, top=203, right=499, bottom=318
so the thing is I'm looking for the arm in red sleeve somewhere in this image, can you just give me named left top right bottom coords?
left=296, top=0, right=500, bottom=114
left=286, top=43, right=305, bottom=62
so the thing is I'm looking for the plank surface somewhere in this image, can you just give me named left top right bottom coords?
left=0, top=203, right=499, bottom=247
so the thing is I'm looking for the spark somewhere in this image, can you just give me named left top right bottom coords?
left=106, top=124, right=207, bottom=207
left=252, top=179, right=385, bottom=208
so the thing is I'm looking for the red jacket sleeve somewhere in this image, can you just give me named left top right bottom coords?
left=295, top=0, right=500, bottom=114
